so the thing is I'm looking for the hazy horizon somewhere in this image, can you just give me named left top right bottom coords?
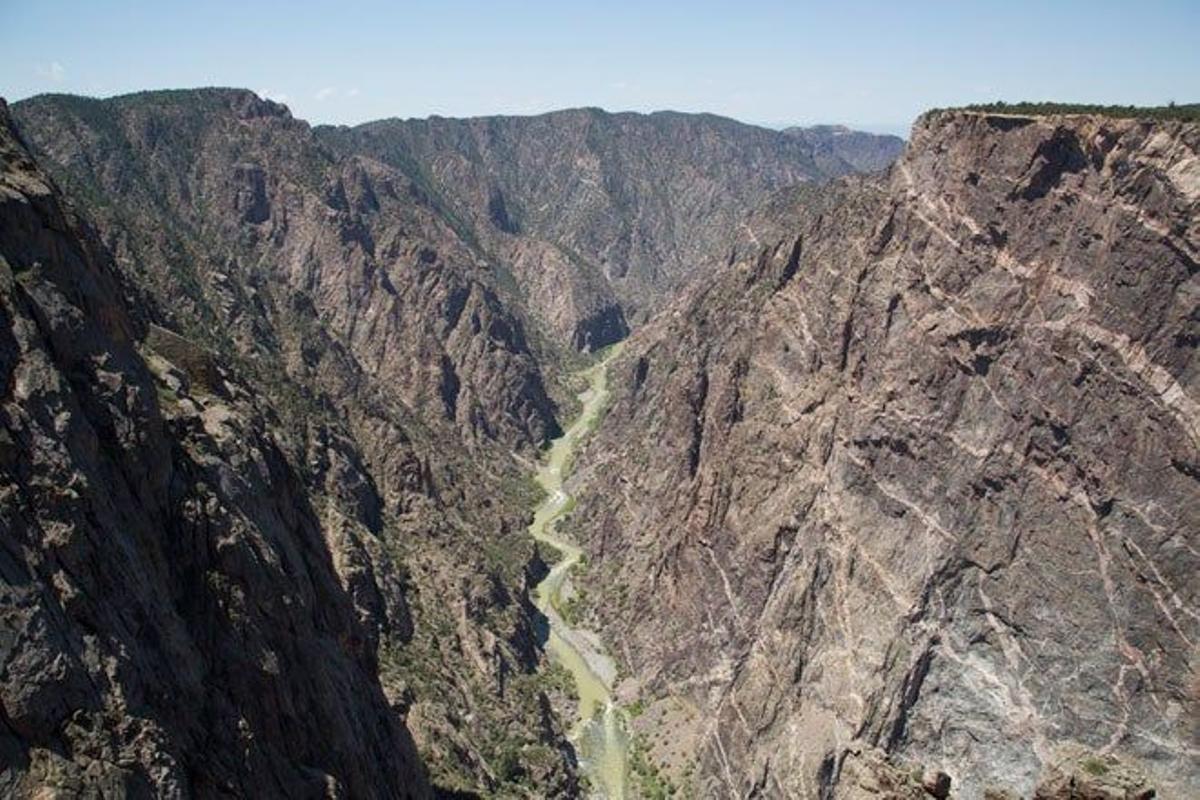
left=7, top=83, right=921, bottom=138
left=3, top=1, right=1196, bottom=137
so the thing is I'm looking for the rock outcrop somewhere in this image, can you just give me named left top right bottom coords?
left=784, top=124, right=907, bottom=174
left=0, top=99, right=431, bottom=798
left=573, top=110, right=1199, bottom=798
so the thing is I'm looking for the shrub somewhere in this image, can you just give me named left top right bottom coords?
left=940, top=101, right=1200, bottom=122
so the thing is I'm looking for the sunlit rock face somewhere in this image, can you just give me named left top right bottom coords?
left=320, top=109, right=903, bottom=348
left=572, top=110, right=1200, bottom=799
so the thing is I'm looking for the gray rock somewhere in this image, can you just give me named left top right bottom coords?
left=320, top=108, right=899, bottom=348
left=572, top=110, right=1198, bottom=799
left=0, top=98, right=432, bottom=798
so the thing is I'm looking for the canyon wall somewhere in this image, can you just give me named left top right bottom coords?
left=322, top=110, right=900, bottom=348
left=0, top=99, right=432, bottom=798
left=573, top=110, right=1199, bottom=798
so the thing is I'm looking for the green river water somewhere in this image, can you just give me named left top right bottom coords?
left=529, top=347, right=629, bottom=799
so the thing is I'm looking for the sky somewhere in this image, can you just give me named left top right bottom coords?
left=2, top=1, right=1198, bottom=137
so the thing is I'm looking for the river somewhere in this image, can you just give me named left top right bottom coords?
left=529, top=346, right=629, bottom=799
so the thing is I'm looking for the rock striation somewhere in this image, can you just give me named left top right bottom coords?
left=573, top=110, right=1199, bottom=798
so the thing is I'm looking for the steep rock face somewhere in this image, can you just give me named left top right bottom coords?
left=574, top=111, right=1199, bottom=797
left=321, top=110, right=903, bottom=346
left=9, top=90, right=579, bottom=797
left=13, top=90, right=560, bottom=456
left=0, top=100, right=430, bottom=798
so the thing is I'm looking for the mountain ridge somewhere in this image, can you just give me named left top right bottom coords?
left=318, top=103, right=898, bottom=349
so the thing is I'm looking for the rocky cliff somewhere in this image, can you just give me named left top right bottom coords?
left=7, top=89, right=580, bottom=797
left=0, top=99, right=433, bottom=797
left=572, top=110, right=1199, bottom=798
left=320, top=110, right=901, bottom=349
left=13, top=90, right=560, bottom=455
left=7, top=85, right=1193, bottom=799
left=6, top=89, right=900, bottom=797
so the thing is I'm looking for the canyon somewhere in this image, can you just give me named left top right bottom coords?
left=0, top=88, right=1195, bottom=800
left=572, top=108, right=1199, bottom=799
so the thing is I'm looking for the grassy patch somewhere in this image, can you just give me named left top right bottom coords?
left=538, top=660, right=578, bottom=702
left=559, top=585, right=590, bottom=626
left=154, top=382, right=180, bottom=411
left=630, top=733, right=678, bottom=799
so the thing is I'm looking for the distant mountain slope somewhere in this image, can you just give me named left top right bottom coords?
left=319, top=109, right=903, bottom=348
left=784, top=123, right=906, bottom=173
left=13, top=89, right=560, bottom=452
left=572, top=109, right=1199, bottom=798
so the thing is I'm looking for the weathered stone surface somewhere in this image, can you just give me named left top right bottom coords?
left=833, top=748, right=930, bottom=800
left=1032, top=744, right=1156, bottom=800
left=922, top=769, right=952, bottom=799
left=0, top=98, right=430, bottom=798
left=8, top=89, right=579, bottom=797
left=574, top=111, right=1198, bottom=798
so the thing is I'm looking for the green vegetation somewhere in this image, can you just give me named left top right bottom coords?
left=581, top=392, right=612, bottom=436
left=559, top=585, right=589, bottom=626
left=154, top=382, right=181, bottom=412
left=589, top=341, right=621, bottom=363
left=380, top=590, right=579, bottom=798
left=941, top=101, right=1200, bottom=122
left=538, top=660, right=578, bottom=701
left=630, top=734, right=678, bottom=799
left=491, top=741, right=524, bottom=783
left=505, top=471, right=548, bottom=510
left=1081, top=756, right=1111, bottom=777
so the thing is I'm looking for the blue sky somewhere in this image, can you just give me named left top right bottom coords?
left=3, top=1, right=1197, bottom=135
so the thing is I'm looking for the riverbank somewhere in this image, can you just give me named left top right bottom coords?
left=529, top=347, right=628, bottom=799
